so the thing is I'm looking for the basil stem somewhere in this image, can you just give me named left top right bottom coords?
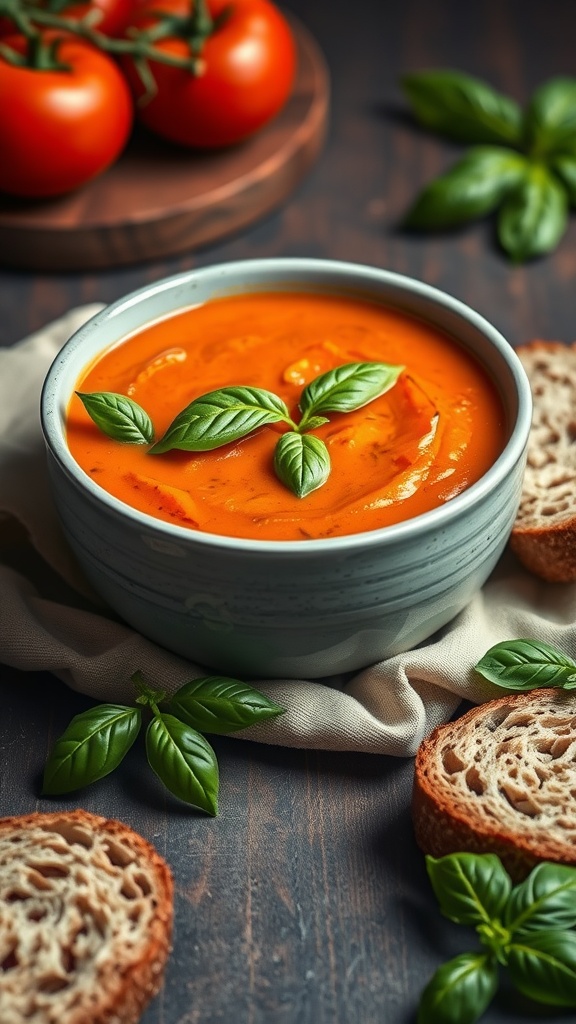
left=169, top=676, right=285, bottom=734
left=42, top=704, right=142, bottom=795
left=474, top=638, right=576, bottom=691
left=273, top=431, right=331, bottom=499
left=76, top=391, right=154, bottom=445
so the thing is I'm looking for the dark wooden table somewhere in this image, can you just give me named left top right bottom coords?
left=1, top=1, right=575, bottom=1021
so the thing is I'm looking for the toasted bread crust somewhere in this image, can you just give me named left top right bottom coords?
left=0, top=809, right=173, bottom=1024
left=412, top=690, right=576, bottom=880
left=511, top=340, right=576, bottom=582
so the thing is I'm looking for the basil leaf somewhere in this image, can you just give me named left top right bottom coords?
left=76, top=391, right=154, bottom=445
left=146, top=713, right=218, bottom=814
left=298, top=362, right=403, bottom=423
left=42, top=705, right=141, bottom=795
left=405, top=147, right=527, bottom=229
left=507, top=930, right=576, bottom=1006
left=475, top=638, right=576, bottom=691
left=273, top=431, right=331, bottom=498
left=417, top=952, right=498, bottom=1024
left=524, top=77, right=576, bottom=157
left=170, top=676, right=285, bottom=734
left=402, top=69, right=523, bottom=145
left=497, top=163, right=568, bottom=261
left=426, top=853, right=512, bottom=926
left=506, top=863, right=576, bottom=934
left=150, top=386, right=292, bottom=454
left=552, top=154, right=576, bottom=206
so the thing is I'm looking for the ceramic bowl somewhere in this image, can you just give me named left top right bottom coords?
left=41, top=259, right=532, bottom=678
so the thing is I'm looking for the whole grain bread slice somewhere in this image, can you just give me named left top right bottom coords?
left=412, top=688, right=576, bottom=880
left=0, top=809, right=173, bottom=1024
left=511, top=340, right=576, bottom=582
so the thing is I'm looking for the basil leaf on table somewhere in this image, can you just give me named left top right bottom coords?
left=507, top=930, right=576, bottom=1006
left=150, top=386, right=292, bottom=454
left=43, top=705, right=142, bottom=795
left=405, top=147, right=527, bottom=228
left=417, top=952, right=498, bottom=1024
left=475, top=638, right=576, bottom=691
left=523, top=77, right=576, bottom=156
left=298, top=361, right=403, bottom=425
left=426, top=853, right=512, bottom=926
left=273, top=431, right=331, bottom=498
left=497, top=163, right=568, bottom=261
left=169, top=676, right=285, bottom=734
left=145, top=713, right=219, bottom=814
left=552, top=154, right=576, bottom=205
left=506, top=863, right=576, bottom=934
left=76, top=391, right=155, bottom=444
left=402, top=69, right=523, bottom=145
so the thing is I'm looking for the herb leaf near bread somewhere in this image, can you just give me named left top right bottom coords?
left=474, top=638, right=576, bottom=691
left=77, top=360, right=403, bottom=499
left=401, top=71, right=576, bottom=261
left=43, top=672, right=285, bottom=815
left=420, top=853, right=576, bottom=1022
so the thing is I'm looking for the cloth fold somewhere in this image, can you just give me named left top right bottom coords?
left=1, top=307, right=574, bottom=756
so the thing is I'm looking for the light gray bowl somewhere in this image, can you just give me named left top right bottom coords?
left=41, top=259, right=532, bottom=678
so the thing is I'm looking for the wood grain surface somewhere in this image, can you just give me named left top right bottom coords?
left=1, top=2, right=576, bottom=1022
left=0, top=19, right=329, bottom=271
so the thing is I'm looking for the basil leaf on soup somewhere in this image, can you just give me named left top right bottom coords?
left=274, top=431, right=331, bottom=498
left=298, top=361, right=403, bottom=423
left=475, top=638, right=576, bottom=691
left=405, top=147, right=527, bottom=229
left=507, top=931, right=576, bottom=1006
left=146, top=713, right=219, bottom=815
left=497, top=163, right=568, bottom=262
left=426, top=853, right=512, bottom=926
left=523, top=77, right=576, bottom=157
left=76, top=391, right=154, bottom=444
left=150, top=386, right=292, bottom=454
left=402, top=69, right=523, bottom=146
left=417, top=952, right=498, bottom=1024
left=170, top=677, right=285, bottom=734
left=42, top=704, right=142, bottom=795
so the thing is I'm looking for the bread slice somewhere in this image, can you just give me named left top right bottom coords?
left=412, top=689, right=576, bottom=880
left=0, top=809, right=173, bottom=1024
left=510, top=340, right=576, bottom=582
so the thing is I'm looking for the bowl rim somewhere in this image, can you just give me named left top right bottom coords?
left=41, top=256, right=533, bottom=556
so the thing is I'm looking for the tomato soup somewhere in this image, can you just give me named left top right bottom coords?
left=66, top=291, right=506, bottom=541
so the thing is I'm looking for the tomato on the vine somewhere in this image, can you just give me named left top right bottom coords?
left=123, top=0, right=297, bottom=149
left=0, top=32, right=133, bottom=197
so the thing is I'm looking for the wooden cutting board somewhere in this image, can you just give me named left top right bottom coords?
left=0, top=19, right=329, bottom=271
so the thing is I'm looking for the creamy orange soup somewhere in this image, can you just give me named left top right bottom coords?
left=67, top=291, right=506, bottom=540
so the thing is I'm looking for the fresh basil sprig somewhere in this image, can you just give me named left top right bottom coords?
left=402, top=70, right=576, bottom=260
left=78, top=360, right=403, bottom=500
left=419, top=853, right=576, bottom=1023
left=474, top=638, right=576, bottom=691
left=42, top=671, right=285, bottom=816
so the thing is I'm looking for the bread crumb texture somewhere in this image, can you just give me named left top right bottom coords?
left=413, top=689, right=576, bottom=879
left=0, top=810, right=173, bottom=1024
left=511, top=341, right=576, bottom=582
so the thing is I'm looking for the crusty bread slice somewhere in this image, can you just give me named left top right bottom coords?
left=510, top=340, right=576, bottom=582
left=0, top=809, right=173, bottom=1024
left=412, top=689, right=576, bottom=880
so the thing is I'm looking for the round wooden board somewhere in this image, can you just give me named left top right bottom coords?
left=0, top=20, right=329, bottom=271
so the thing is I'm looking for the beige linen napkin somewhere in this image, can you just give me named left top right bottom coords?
left=2, top=307, right=575, bottom=756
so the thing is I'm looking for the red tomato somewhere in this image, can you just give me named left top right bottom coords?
left=124, top=0, right=296, bottom=148
left=58, top=0, right=139, bottom=37
left=0, top=33, right=133, bottom=198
